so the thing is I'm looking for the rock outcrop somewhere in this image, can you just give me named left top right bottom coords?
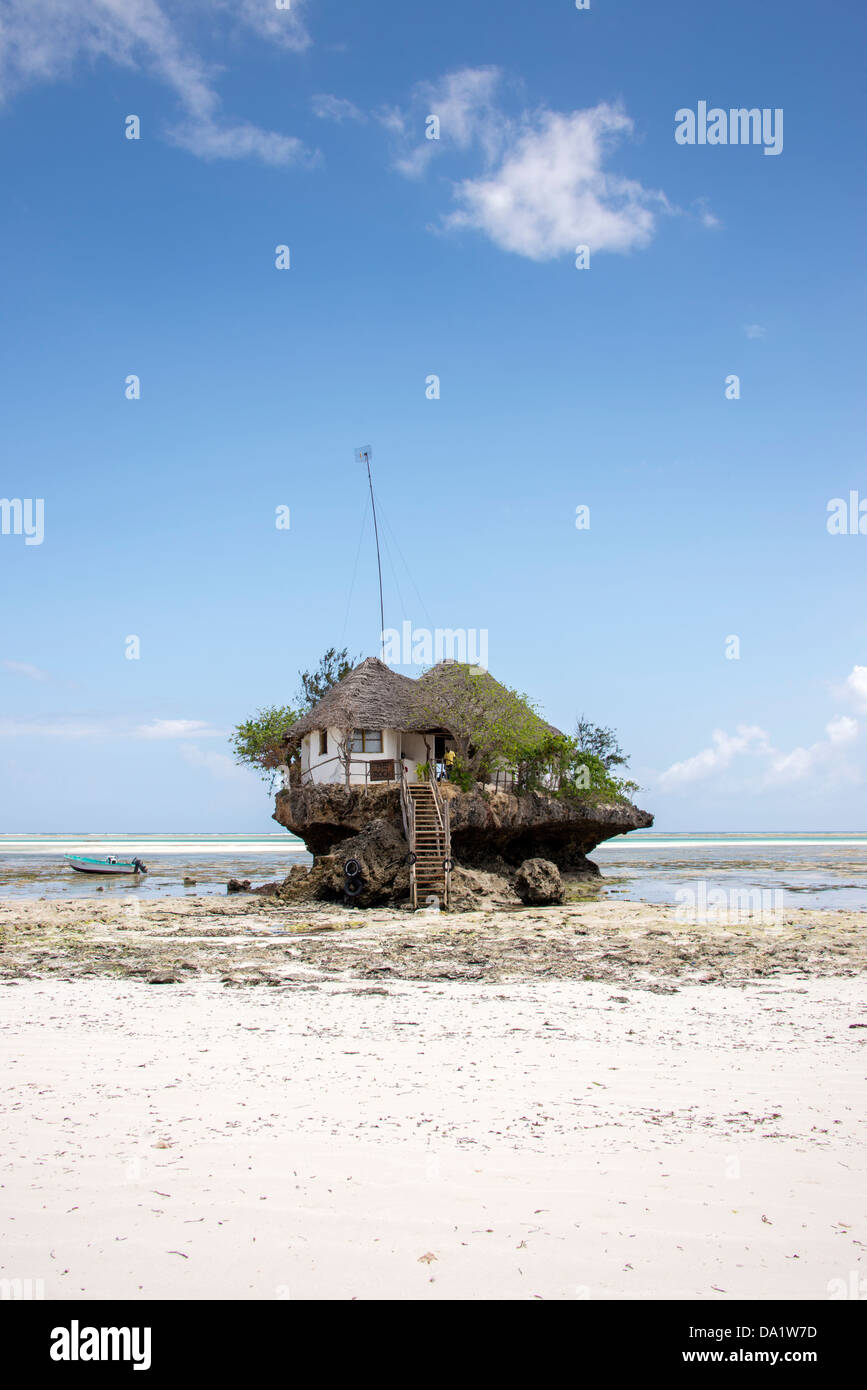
left=324, top=819, right=410, bottom=907
left=266, top=780, right=651, bottom=909
left=274, top=781, right=651, bottom=871
left=513, top=858, right=565, bottom=906
left=274, top=782, right=403, bottom=857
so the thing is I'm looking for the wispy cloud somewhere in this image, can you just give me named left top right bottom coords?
left=766, top=715, right=858, bottom=784
left=221, top=0, right=312, bottom=54
left=312, top=92, right=366, bottom=124
left=0, top=0, right=315, bottom=166
left=179, top=742, right=253, bottom=782
left=383, top=66, right=505, bottom=178
left=744, top=323, right=766, bottom=339
left=0, top=717, right=109, bottom=740
left=0, top=715, right=226, bottom=740
left=2, top=659, right=50, bottom=682
left=692, top=196, right=720, bottom=229
left=658, top=725, right=771, bottom=788
left=134, top=718, right=226, bottom=740
left=658, top=671, right=865, bottom=792
left=380, top=67, right=672, bottom=261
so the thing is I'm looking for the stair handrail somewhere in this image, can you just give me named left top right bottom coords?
left=399, top=761, right=411, bottom=840
left=429, top=769, right=450, bottom=908
left=399, top=762, right=417, bottom=909
left=429, top=767, right=445, bottom=834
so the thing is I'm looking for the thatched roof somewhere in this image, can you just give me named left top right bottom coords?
left=285, top=656, right=563, bottom=746
left=416, top=662, right=564, bottom=739
left=285, top=657, right=419, bottom=743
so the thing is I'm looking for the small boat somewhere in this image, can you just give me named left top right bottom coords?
left=66, top=855, right=148, bottom=875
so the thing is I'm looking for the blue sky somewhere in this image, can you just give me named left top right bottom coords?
left=1, top=0, right=865, bottom=832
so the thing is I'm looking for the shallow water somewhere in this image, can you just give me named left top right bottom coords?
left=0, top=835, right=309, bottom=901
left=592, top=833, right=867, bottom=911
left=1, top=832, right=866, bottom=910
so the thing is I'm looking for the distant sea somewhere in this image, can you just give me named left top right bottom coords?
left=1, top=830, right=866, bottom=909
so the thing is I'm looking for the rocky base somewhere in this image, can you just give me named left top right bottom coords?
left=273, top=781, right=651, bottom=871
left=261, top=781, right=651, bottom=910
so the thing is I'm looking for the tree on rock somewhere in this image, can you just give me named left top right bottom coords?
left=412, top=662, right=549, bottom=784
left=230, top=646, right=358, bottom=784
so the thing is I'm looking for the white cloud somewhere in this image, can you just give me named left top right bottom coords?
left=312, top=92, right=365, bottom=124
left=692, top=197, right=720, bottom=229
left=2, top=660, right=49, bottom=682
left=446, top=106, right=668, bottom=261
left=0, top=717, right=108, bottom=739
left=658, top=703, right=862, bottom=794
left=744, top=323, right=766, bottom=339
left=167, top=117, right=309, bottom=166
left=223, top=0, right=312, bottom=53
left=134, top=718, right=226, bottom=740
left=841, top=665, right=867, bottom=712
left=387, top=66, right=504, bottom=178
left=767, top=716, right=859, bottom=784
left=658, top=725, right=771, bottom=789
left=0, top=0, right=313, bottom=166
left=382, top=68, right=671, bottom=261
left=376, top=105, right=407, bottom=136
left=827, top=714, right=859, bottom=743
left=0, top=715, right=226, bottom=740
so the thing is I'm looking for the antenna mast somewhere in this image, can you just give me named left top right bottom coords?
left=355, top=446, right=385, bottom=659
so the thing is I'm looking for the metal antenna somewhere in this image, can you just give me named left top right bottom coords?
left=355, top=446, right=385, bottom=659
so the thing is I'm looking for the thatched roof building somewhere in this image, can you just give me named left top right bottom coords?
left=284, top=656, right=562, bottom=788
left=287, top=658, right=419, bottom=742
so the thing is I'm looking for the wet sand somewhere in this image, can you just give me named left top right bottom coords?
left=1, top=897, right=864, bottom=1300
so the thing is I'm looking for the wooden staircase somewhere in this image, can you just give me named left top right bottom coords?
left=401, top=769, right=451, bottom=910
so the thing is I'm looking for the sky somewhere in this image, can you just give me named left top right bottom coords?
left=0, top=0, right=865, bottom=833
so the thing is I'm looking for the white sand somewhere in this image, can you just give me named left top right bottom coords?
left=1, top=974, right=864, bottom=1301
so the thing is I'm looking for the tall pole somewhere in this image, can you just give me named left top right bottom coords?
left=356, top=446, right=385, bottom=659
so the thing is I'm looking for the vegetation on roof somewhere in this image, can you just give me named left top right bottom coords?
left=230, top=651, right=638, bottom=803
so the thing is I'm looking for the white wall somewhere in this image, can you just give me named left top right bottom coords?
left=300, top=727, right=432, bottom=785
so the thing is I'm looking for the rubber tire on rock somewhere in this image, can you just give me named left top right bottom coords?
left=344, top=859, right=362, bottom=878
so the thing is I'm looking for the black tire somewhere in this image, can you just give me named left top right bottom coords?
left=344, top=879, right=363, bottom=896
left=442, top=859, right=452, bottom=873
left=408, top=852, right=417, bottom=865
left=344, top=858, right=362, bottom=878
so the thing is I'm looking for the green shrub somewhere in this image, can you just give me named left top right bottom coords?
left=446, top=756, right=476, bottom=792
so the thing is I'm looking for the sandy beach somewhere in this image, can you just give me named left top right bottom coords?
left=0, top=895, right=864, bottom=1300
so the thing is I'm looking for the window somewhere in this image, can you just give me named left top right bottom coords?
left=318, top=730, right=328, bottom=756
left=349, top=729, right=383, bottom=753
